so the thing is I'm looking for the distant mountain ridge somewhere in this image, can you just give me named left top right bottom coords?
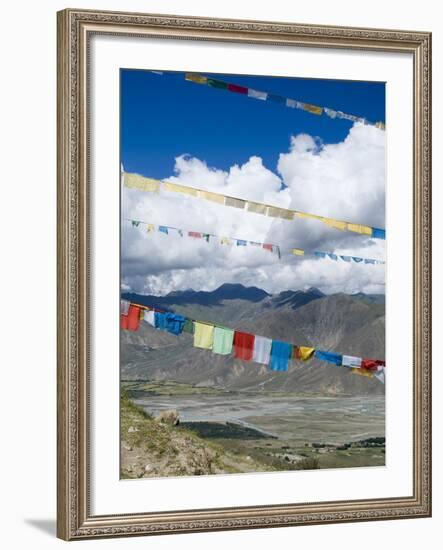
left=122, top=283, right=384, bottom=311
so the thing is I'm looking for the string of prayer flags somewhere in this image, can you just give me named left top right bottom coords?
left=126, top=218, right=385, bottom=265
left=184, top=73, right=385, bottom=129
left=123, top=172, right=386, bottom=240
left=133, top=302, right=385, bottom=383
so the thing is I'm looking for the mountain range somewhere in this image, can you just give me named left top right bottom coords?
left=121, top=284, right=385, bottom=396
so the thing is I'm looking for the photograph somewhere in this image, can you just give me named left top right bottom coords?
left=119, top=68, right=387, bottom=479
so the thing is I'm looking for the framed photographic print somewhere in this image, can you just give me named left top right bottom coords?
left=57, top=8, right=432, bottom=540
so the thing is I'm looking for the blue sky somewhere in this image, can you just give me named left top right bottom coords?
left=120, top=69, right=385, bottom=179
left=120, top=69, right=386, bottom=296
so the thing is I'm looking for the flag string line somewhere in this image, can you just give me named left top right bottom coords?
left=122, top=300, right=386, bottom=380
left=124, top=218, right=385, bottom=266
left=123, top=172, right=386, bottom=240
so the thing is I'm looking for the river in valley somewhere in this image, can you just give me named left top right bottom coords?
left=133, top=393, right=385, bottom=445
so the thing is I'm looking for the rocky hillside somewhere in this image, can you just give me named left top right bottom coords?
left=120, top=392, right=272, bottom=478
left=121, top=285, right=385, bottom=396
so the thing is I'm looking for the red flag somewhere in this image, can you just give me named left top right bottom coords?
left=361, top=358, right=385, bottom=370
left=233, top=331, right=255, bottom=361
left=227, top=83, right=248, bottom=95
left=121, top=305, right=141, bottom=331
left=263, top=243, right=273, bottom=252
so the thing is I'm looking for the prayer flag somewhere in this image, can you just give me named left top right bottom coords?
left=236, top=239, right=247, bottom=246
left=121, top=305, right=141, bottom=331
left=143, top=310, right=155, bottom=327
left=233, top=331, right=255, bottom=361
left=342, top=355, right=362, bottom=368
left=314, top=350, right=342, bottom=366
left=182, top=318, right=194, bottom=334
left=200, top=190, right=225, bottom=204
left=323, top=218, right=347, bottom=231
left=164, top=181, right=199, bottom=197
left=193, top=322, right=214, bottom=350
left=263, top=243, right=273, bottom=252
left=248, top=89, right=267, bottom=100
left=267, top=206, right=294, bottom=220
left=212, top=326, right=234, bottom=355
left=131, top=220, right=140, bottom=227
left=269, top=341, right=292, bottom=372
left=371, top=227, right=386, bottom=240
left=225, top=196, right=246, bottom=209
left=185, top=73, right=207, bottom=84
left=247, top=201, right=268, bottom=215
left=295, top=346, right=315, bottom=361
left=324, top=107, right=338, bottom=119
left=291, top=248, right=305, bottom=256
left=252, top=336, right=272, bottom=364
left=154, top=312, right=186, bottom=335
left=207, top=78, right=228, bottom=90
left=340, top=255, right=351, bottom=262
left=361, top=359, right=385, bottom=370
left=158, top=226, right=169, bottom=235
left=352, top=368, right=374, bottom=379
left=146, top=224, right=155, bottom=233
left=220, top=237, right=232, bottom=245
left=302, top=103, right=323, bottom=115
left=347, top=223, right=372, bottom=235
left=124, top=173, right=160, bottom=192
left=120, top=299, right=130, bottom=316
left=188, top=231, right=202, bottom=238
left=227, top=83, right=248, bottom=94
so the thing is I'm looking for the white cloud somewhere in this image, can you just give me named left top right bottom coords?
left=121, top=123, right=386, bottom=296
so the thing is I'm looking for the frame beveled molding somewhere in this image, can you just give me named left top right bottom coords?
left=57, top=8, right=431, bottom=540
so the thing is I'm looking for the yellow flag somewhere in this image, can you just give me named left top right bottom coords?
left=267, top=206, right=294, bottom=220
left=146, top=224, right=155, bottom=233
left=185, top=73, right=208, bottom=84
left=247, top=201, right=268, bottom=215
left=323, top=218, right=347, bottom=231
left=295, top=211, right=324, bottom=221
left=200, top=190, right=225, bottom=204
left=291, top=248, right=305, bottom=256
left=347, top=223, right=372, bottom=236
left=220, top=237, right=232, bottom=245
left=297, top=346, right=315, bottom=361
left=193, top=322, right=214, bottom=350
left=303, top=103, right=323, bottom=115
left=124, top=173, right=160, bottom=192
left=164, top=181, right=199, bottom=197
left=225, top=196, right=246, bottom=209
left=351, top=368, right=374, bottom=378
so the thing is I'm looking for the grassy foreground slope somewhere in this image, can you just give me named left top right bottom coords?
left=120, top=392, right=273, bottom=478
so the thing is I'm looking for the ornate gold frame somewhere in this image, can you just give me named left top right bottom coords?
left=57, top=8, right=432, bottom=540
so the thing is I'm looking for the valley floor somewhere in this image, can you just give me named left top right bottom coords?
left=120, top=381, right=385, bottom=478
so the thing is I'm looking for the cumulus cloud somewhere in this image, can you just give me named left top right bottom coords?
left=121, top=123, right=386, bottom=296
